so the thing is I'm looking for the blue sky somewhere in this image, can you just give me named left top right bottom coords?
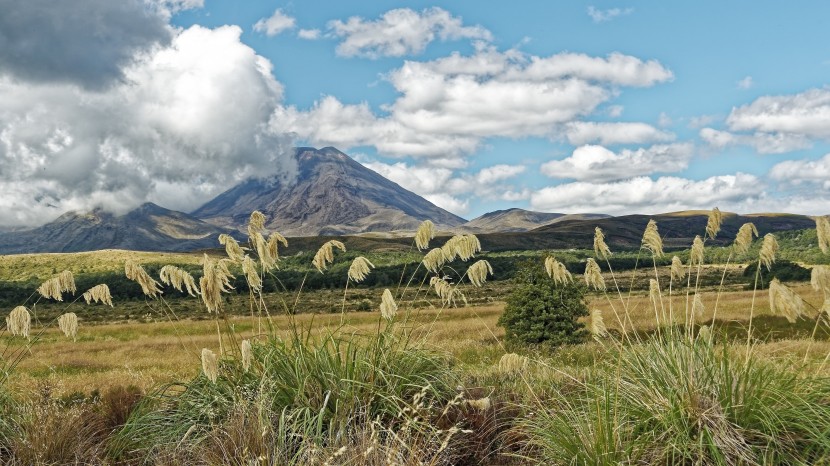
left=1, top=0, right=830, bottom=227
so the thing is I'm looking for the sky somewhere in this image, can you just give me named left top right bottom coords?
left=2, top=0, right=830, bottom=228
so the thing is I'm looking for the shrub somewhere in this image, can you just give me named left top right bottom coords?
left=742, top=259, right=811, bottom=289
left=497, top=260, right=588, bottom=347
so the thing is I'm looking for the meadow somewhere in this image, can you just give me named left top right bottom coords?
left=2, top=210, right=830, bottom=465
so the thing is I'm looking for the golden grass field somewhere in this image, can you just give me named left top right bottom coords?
left=7, top=282, right=829, bottom=398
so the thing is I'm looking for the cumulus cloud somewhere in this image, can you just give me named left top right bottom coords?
left=0, top=0, right=172, bottom=89
left=0, top=25, right=297, bottom=228
left=298, top=28, right=321, bottom=40
left=273, top=46, right=673, bottom=161
left=587, top=6, right=633, bottom=23
left=530, top=173, right=762, bottom=215
left=253, top=9, right=296, bottom=37
left=541, top=143, right=693, bottom=182
left=699, top=128, right=810, bottom=154
left=737, top=76, right=754, bottom=89
left=361, top=160, right=526, bottom=215
left=563, top=122, right=674, bottom=145
left=327, top=7, right=492, bottom=58
left=769, top=153, right=830, bottom=189
left=702, top=88, right=830, bottom=154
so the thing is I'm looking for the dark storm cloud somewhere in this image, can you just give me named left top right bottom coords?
left=0, top=0, right=171, bottom=89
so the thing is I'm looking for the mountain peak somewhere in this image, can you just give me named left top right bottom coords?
left=192, top=146, right=465, bottom=236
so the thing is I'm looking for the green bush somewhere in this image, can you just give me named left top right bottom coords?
left=497, top=260, right=588, bottom=347
left=742, top=259, right=811, bottom=289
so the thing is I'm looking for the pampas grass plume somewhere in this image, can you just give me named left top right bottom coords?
left=159, top=265, right=200, bottom=297
left=218, top=234, right=246, bottom=262
left=467, top=260, right=493, bottom=287
left=812, top=265, right=830, bottom=294
left=380, top=289, right=397, bottom=321
left=312, top=240, right=346, bottom=273
left=348, top=256, right=375, bottom=283
left=816, top=216, right=830, bottom=254
left=545, top=256, right=573, bottom=286
left=641, top=220, right=664, bottom=257
left=58, top=312, right=78, bottom=341
left=241, top=339, right=253, bottom=372
left=692, top=293, right=705, bottom=321
left=734, top=222, right=758, bottom=255
left=590, top=309, right=608, bottom=339
left=649, top=279, right=661, bottom=308
left=706, top=207, right=723, bottom=240
left=200, top=254, right=234, bottom=313
left=583, top=258, right=606, bottom=291
left=759, top=233, right=779, bottom=271
left=769, top=278, right=805, bottom=323
left=83, top=284, right=114, bottom=306
left=422, top=248, right=446, bottom=273
left=125, top=260, right=162, bottom=298
left=6, top=306, right=30, bottom=339
left=240, top=256, right=262, bottom=292
left=201, top=348, right=219, bottom=383
left=670, top=256, right=686, bottom=281
left=248, top=211, right=266, bottom=235
left=593, top=227, right=611, bottom=259
left=415, top=220, right=435, bottom=251
left=37, top=270, right=76, bottom=301
left=690, top=235, right=705, bottom=266
left=441, top=234, right=481, bottom=262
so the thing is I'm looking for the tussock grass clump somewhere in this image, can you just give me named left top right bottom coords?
left=110, top=327, right=459, bottom=464
left=526, top=338, right=830, bottom=465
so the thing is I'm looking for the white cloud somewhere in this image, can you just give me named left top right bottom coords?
left=298, top=28, right=321, bottom=40
left=0, top=25, right=296, bottom=228
left=769, top=153, right=830, bottom=189
left=587, top=6, right=633, bottom=23
left=658, top=112, right=673, bottom=127
left=530, top=173, right=762, bottom=215
left=702, top=88, right=830, bottom=154
left=563, top=122, right=675, bottom=145
left=541, top=143, right=693, bottom=182
left=699, top=128, right=810, bottom=154
left=360, top=160, right=526, bottom=215
left=737, top=76, right=754, bottom=89
left=606, top=105, right=624, bottom=117
left=327, top=7, right=492, bottom=58
left=516, top=52, right=673, bottom=87
left=688, top=114, right=719, bottom=129
left=253, top=9, right=296, bottom=37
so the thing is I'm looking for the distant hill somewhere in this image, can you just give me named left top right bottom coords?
left=460, top=208, right=609, bottom=233
left=192, top=147, right=466, bottom=236
left=0, top=203, right=228, bottom=254
left=474, top=211, right=818, bottom=252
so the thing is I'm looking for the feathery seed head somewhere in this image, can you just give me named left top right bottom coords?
left=241, top=339, right=253, bottom=372
left=692, top=294, right=705, bottom=321
left=218, top=234, right=247, bottom=262
left=584, top=258, right=606, bottom=291
left=705, top=207, right=723, bottom=240
left=125, top=260, right=162, bottom=298
left=83, top=284, right=114, bottom=306
left=593, top=227, right=611, bottom=259
left=698, top=325, right=711, bottom=342
left=266, top=232, right=288, bottom=261
left=769, top=278, right=805, bottom=323
left=250, top=232, right=278, bottom=271
left=590, top=309, right=608, bottom=339
left=670, top=256, right=686, bottom=281
left=467, top=260, right=493, bottom=287
left=441, top=234, right=481, bottom=262
left=649, top=279, right=661, bottom=308
left=415, top=220, right=436, bottom=251
left=467, top=397, right=491, bottom=412
left=348, top=256, right=375, bottom=283
left=733, top=222, right=759, bottom=255
left=690, top=235, right=705, bottom=266
left=200, top=254, right=234, bottom=313
left=811, top=265, right=830, bottom=294
left=545, top=256, right=573, bottom=286
left=497, top=353, right=529, bottom=375
left=248, top=211, right=266, bottom=235
left=37, top=270, right=76, bottom=301
left=641, top=220, right=664, bottom=257
left=241, top=255, right=262, bottom=292
left=380, top=288, right=398, bottom=321
left=759, top=233, right=779, bottom=271
left=816, top=216, right=830, bottom=254
left=201, top=348, right=219, bottom=383
left=159, top=265, right=200, bottom=297
left=422, top=248, right=446, bottom=273
left=58, top=312, right=78, bottom=341
left=312, top=240, right=346, bottom=273
left=430, top=276, right=464, bottom=306
left=6, top=306, right=31, bottom=339
left=821, top=299, right=830, bottom=318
